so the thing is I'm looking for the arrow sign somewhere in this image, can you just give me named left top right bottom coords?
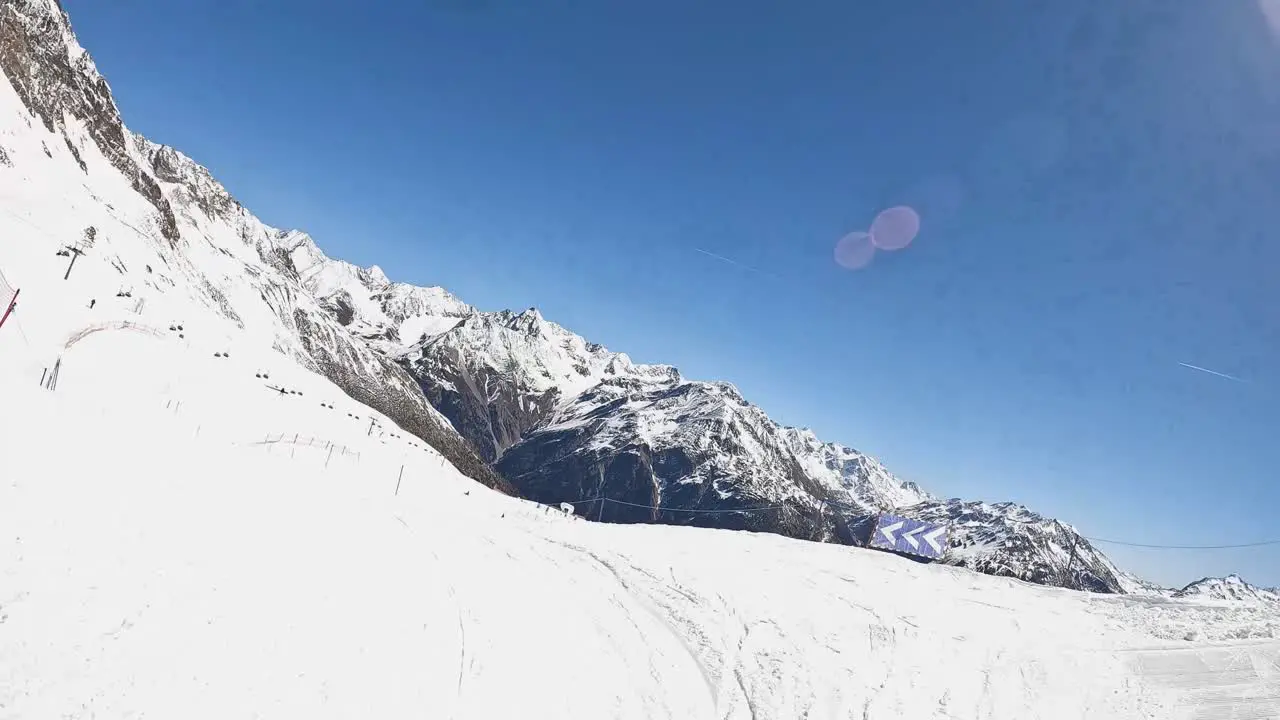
left=868, top=513, right=949, bottom=561
left=879, top=520, right=905, bottom=545
left=923, top=526, right=947, bottom=554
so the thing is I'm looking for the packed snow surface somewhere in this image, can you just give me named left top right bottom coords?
left=2, top=331, right=1279, bottom=719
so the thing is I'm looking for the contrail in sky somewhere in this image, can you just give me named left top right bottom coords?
left=692, top=247, right=779, bottom=279
left=1178, top=362, right=1246, bottom=383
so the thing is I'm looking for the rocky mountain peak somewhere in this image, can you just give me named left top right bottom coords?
left=1175, top=574, right=1280, bottom=603
left=366, top=264, right=390, bottom=287
left=132, top=133, right=242, bottom=222
left=0, top=0, right=179, bottom=240
left=505, top=307, right=547, bottom=336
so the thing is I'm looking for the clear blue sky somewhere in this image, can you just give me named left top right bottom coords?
left=64, top=0, right=1280, bottom=588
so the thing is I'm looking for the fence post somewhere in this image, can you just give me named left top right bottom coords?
left=395, top=465, right=404, bottom=496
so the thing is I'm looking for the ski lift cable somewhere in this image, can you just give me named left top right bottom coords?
left=1081, top=536, right=1280, bottom=550
left=559, top=495, right=1280, bottom=548
left=0, top=203, right=59, bottom=241
left=558, top=496, right=792, bottom=514
left=10, top=312, right=30, bottom=346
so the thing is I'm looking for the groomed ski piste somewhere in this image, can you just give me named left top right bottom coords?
left=3, top=282, right=1280, bottom=718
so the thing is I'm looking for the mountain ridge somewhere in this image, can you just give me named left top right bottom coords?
left=1175, top=574, right=1280, bottom=603
left=374, top=282, right=1134, bottom=590
left=0, top=0, right=510, bottom=494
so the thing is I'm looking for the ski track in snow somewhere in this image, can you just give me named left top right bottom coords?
left=0, top=330, right=1276, bottom=717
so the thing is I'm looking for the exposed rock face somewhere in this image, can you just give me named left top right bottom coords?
left=0, top=0, right=178, bottom=241
left=403, top=308, right=680, bottom=464
left=290, top=308, right=511, bottom=494
left=135, top=137, right=241, bottom=221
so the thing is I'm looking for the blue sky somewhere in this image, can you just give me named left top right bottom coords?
left=64, top=0, right=1280, bottom=588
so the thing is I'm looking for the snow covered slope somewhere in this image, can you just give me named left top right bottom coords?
left=0, top=0, right=507, bottom=492
left=1175, top=574, right=1280, bottom=604
left=4, top=329, right=1279, bottom=718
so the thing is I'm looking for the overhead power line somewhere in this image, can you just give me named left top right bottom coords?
left=1083, top=536, right=1280, bottom=550
left=564, top=496, right=793, bottom=514
left=565, top=496, right=1280, bottom=551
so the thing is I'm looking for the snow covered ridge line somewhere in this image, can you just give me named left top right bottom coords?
left=0, top=0, right=510, bottom=494
left=1174, top=574, right=1280, bottom=603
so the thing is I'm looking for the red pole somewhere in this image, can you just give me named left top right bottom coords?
left=0, top=288, right=19, bottom=331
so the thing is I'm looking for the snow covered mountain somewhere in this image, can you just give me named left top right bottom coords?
left=278, top=230, right=475, bottom=355
left=1175, top=574, right=1280, bottom=603
left=1, top=0, right=1130, bottom=592
left=398, top=305, right=1130, bottom=592
left=890, top=500, right=1130, bottom=593
left=403, top=307, right=685, bottom=463
left=0, top=0, right=507, bottom=493
left=492, top=361, right=931, bottom=538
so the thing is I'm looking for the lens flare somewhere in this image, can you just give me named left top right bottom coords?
left=834, top=231, right=875, bottom=270
left=869, top=206, right=921, bottom=251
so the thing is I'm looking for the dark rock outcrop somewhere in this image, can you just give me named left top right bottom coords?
left=0, top=0, right=179, bottom=241
left=292, top=309, right=513, bottom=495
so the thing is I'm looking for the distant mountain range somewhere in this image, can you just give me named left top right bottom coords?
left=315, top=259, right=1134, bottom=592
left=1174, top=574, right=1280, bottom=603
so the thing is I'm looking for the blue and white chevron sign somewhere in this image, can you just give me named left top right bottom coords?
left=868, top=513, right=949, bottom=560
